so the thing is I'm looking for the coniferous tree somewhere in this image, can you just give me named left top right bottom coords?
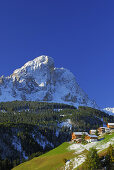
left=81, top=133, right=86, bottom=144
left=95, top=129, right=99, bottom=136
left=85, top=148, right=101, bottom=170
left=105, top=144, right=114, bottom=170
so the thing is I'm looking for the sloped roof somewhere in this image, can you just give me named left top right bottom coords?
left=73, top=132, right=89, bottom=136
left=89, top=135, right=98, bottom=138
left=108, top=123, right=114, bottom=126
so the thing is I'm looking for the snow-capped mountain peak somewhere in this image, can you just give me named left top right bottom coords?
left=12, top=55, right=54, bottom=83
left=103, top=107, right=114, bottom=115
left=0, top=55, right=98, bottom=108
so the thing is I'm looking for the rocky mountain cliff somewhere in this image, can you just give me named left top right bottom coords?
left=0, top=55, right=98, bottom=108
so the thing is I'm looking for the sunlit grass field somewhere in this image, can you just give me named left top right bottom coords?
left=13, top=142, right=75, bottom=170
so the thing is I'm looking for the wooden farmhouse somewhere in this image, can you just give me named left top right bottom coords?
left=72, top=132, right=89, bottom=141
left=89, top=129, right=96, bottom=135
left=107, top=123, right=114, bottom=129
left=72, top=132, right=98, bottom=143
left=98, top=127, right=110, bottom=134
left=85, top=135, right=98, bottom=142
left=105, top=127, right=110, bottom=133
left=98, top=127, right=106, bottom=134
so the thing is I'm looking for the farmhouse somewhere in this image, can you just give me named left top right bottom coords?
left=71, top=132, right=98, bottom=143
left=105, top=127, right=110, bottom=133
left=72, top=132, right=89, bottom=141
left=107, top=123, right=114, bottom=129
left=89, top=129, right=96, bottom=135
left=85, top=135, right=98, bottom=142
left=98, top=127, right=105, bottom=134
left=98, top=127, right=110, bottom=134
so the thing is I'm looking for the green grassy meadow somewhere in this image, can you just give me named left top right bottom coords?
left=13, top=142, right=75, bottom=170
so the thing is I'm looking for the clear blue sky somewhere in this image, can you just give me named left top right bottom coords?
left=0, top=0, right=114, bottom=108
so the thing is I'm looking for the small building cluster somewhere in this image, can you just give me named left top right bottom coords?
left=72, top=122, right=114, bottom=143
left=72, top=132, right=98, bottom=143
left=98, top=123, right=114, bottom=134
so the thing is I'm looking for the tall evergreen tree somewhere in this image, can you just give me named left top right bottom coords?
left=85, top=147, right=101, bottom=170
left=105, top=144, right=114, bottom=170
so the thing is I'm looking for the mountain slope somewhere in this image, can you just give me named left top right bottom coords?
left=0, top=101, right=113, bottom=164
left=13, top=133, right=114, bottom=170
left=0, top=55, right=98, bottom=108
left=0, top=101, right=113, bottom=169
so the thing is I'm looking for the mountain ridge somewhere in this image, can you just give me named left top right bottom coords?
left=0, top=55, right=98, bottom=108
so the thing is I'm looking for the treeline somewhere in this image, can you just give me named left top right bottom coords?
left=0, top=152, right=44, bottom=170
left=0, top=100, right=75, bottom=113
left=0, top=101, right=113, bottom=131
left=71, top=106, right=114, bottom=131
left=0, top=158, right=20, bottom=170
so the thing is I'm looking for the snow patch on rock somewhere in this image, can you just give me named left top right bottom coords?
left=58, top=119, right=72, bottom=129
left=103, top=107, right=114, bottom=115
left=12, top=136, right=28, bottom=160
left=32, top=131, right=54, bottom=149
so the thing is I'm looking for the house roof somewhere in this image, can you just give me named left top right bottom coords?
left=108, top=123, right=114, bottom=126
left=89, top=135, right=98, bottom=138
left=73, top=132, right=89, bottom=136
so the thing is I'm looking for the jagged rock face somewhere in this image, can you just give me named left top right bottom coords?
left=0, top=55, right=98, bottom=108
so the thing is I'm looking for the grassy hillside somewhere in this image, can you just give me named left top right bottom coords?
left=12, top=142, right=75, bottom=170
left=13, top=133, right=114, bottom=170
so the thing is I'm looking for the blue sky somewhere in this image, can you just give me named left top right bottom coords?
left=0, top=0, right=114, bottom=108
